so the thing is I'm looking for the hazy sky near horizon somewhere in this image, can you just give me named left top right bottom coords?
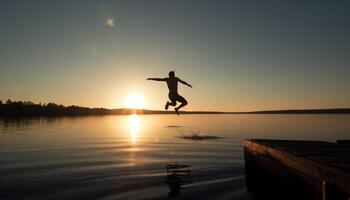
left=0, top=0, right=349, bottom=111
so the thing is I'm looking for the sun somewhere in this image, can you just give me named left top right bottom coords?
left=125, top=93, right=145, bottom=109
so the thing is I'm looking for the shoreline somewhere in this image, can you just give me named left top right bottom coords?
left=1, top=101, right=350, bottom=117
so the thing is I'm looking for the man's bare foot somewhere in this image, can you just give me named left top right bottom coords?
left=165, top=102, right=169, bottom=110
left=175, top=107, right=179, bottom=116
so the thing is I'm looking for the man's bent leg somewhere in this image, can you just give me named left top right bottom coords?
left=165, top=101, right=176, bottom=110
left=168, top=93, right=177, bottom=109
left=174, top=95, right=188, bottom=115
left=176, top=100, right=187, bottom=110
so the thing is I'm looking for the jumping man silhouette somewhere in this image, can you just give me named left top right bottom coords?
left=147, top=71, right=192, bottom=115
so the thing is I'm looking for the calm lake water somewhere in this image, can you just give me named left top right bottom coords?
left=0, top=114, right=349, bottom=200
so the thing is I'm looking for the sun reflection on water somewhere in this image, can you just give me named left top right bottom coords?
left=128, top=114, right=140, bottom=143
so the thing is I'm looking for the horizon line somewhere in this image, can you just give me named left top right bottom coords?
left=1, top=99, right=350, bottom=114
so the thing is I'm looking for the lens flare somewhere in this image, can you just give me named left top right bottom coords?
left=104, top=18, right=114, bottom=27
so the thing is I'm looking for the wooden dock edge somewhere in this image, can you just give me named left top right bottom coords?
left=244, top=139, right=350, bottom=200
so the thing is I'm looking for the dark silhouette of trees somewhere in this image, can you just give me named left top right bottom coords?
left=1, top=99, right=349, bottom=118
left=0, top=99, right=110, bottom=117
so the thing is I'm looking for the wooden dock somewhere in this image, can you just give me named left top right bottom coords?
left=244, top=139, right=350, bottom=200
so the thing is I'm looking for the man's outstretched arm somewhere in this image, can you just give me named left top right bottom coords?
left=147, top=78, right=166, bottom=81
left=178, top=78, right=193, bottom=88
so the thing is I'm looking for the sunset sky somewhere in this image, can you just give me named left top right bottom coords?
left=0, top=0, right=349, bottom=111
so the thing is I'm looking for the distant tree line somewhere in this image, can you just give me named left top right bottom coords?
left=0, top=99, right=111, bottom=117
left=1, top=99, right=349, bottom=117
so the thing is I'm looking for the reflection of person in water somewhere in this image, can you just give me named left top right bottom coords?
left=147, top=71, right=192, bottom=115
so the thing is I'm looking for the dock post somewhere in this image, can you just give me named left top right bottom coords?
left=323, top=181, right=349, bottom=200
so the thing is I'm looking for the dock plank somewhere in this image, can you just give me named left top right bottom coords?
left=244, top=139, right=350, bottom=198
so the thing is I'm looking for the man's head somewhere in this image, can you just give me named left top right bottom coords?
left=168, top=71, right=175, bottom=78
